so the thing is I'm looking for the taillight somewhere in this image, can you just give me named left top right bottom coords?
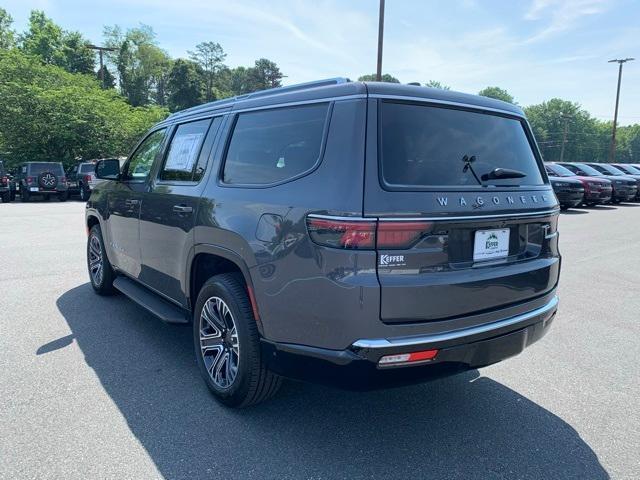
left=377, top=221, right=433, bottom=249
left=84, top=174, right=92, bottom=183
left=306, top=217, right=376, bottom=249
left=1, top=176, right=7, bottom=186
left=306, top=216, right=433, bottom=250
left=27, top=176, right=34, bottom=184
left=60, top=176, right=67, bottom=183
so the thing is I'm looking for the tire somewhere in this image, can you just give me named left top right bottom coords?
left=58, top=191, right=68, bottom=202
left=21, top=188, right=29, bottom=202
left=10, top=190, right=15, bottom=201
left=193, top=273, right=281, bottom=408
left=1, top=192, right=9, bottom=203
left=87, top=225, right=116, bottom=295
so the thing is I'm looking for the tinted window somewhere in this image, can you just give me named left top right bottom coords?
left=547, top=163, right=575, bottom=177
left=380, top=102, right=543, bottom=187
left=125, top=129, right=166, bottom=180
left=28, top=163, right=64, bottom=176
left=223, top=103, right=329, bottom=185
left=160, top=119, right=211, bottom=182
left=79, top=164, right=95, bottom=173
left=569, top=163, right=603, bottom=176
left=618, top=164, right=640, bottom=174
left=596, top=164, right=625, bottom=175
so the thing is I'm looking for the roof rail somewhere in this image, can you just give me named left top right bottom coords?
left=166, top=77, right=351, bottom=121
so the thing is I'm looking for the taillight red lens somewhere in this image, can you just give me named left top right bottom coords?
left=84, top=174, right=92, bottom=182
left=377, top=221, right=433, bottom=249
left=1, top=176, right=7, bottom=185
left=27, top=176, right=34, bottom=184
left=306, top=217, right=376, bottom=249
left=378, top=349, right=439, bottom=366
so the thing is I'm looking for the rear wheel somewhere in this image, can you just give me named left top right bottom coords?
left=87, top=225, right=116, bottom=295
left=9, top=190, right=15, bottom=201
left=1, top=192, right=9, bottom=203
left=21, top=188, right=29, bottom=202
left=193, top=273, right=281, bottom=407
left=58, top=191, right=68, bottom=202
left=80, top=184, right=89, bottom=201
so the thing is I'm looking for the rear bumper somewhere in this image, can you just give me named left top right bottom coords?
left=262, top=294, right=558, bottom=389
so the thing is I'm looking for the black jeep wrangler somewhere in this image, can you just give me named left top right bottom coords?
left=16, top=162, right=69, bottom=202
left=86, top=79, right=561, bottom=407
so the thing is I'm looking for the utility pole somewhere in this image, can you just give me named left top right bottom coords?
left=607, top=58, right=634, bottom=163
left=376, top=0, right=385, bottom=81
left=86, top=44, right=117, bottom=88
left=559, top=113, right=571, bottom=162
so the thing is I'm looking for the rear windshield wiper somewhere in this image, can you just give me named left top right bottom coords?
left=481, top=168, right=527, bottom=182
left=461, top=155, right=482, bottom=185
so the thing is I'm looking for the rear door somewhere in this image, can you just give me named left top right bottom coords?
left=138, top=116, right=224, bottom=306
left=365, top=98, right=560, bottom=323
left=106, top=128, right=167, bottom=278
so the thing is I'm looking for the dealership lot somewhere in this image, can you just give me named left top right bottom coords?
left=0, top=201, right=638, bottom=479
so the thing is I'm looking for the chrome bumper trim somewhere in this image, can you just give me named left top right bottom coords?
left=352, top=296, right=558, bottom=349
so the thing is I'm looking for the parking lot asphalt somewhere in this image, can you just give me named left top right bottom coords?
left=0, top=200, right=638, bottom=480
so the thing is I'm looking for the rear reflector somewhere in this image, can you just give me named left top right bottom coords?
left=378, top=349, right=439, bottom=366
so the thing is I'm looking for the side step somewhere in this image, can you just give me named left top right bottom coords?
left=113, top=276, right=189, bottom=324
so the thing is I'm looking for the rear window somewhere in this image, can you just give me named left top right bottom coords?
left=28, top=163, right=64, bottom=176
left=379, top=102, right=544, bottom=188
left=223, top=103, right=329, bottom=185
left=79, top=164, right=95, bottom=173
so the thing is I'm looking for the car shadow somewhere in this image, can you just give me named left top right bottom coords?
left=560, top=209, right=589, bottom=215
left=580, top=205, right=617, bottom=211
left=52, top=284, right=609, bottom=479
left=614, top=202, right=640, bottom=207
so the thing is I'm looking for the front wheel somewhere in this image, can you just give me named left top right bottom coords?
left=87, top=225, right=116, bottom=295
left=193, top=273, right=281, bottom=408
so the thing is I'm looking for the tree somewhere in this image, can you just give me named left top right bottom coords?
left=20, top=10, right=64, bottom=64
left=0, top=8, right=15, bottom=50
left=96, top=65, right=116, bottom=89
left=478, top=86, right=515, bottom=104
left=167, top=59, right=205, bottom=112
left=524, top=99, right=608, bottom=162
left=104, top=24, right=172, bottom=106
left=188, top=41, right=226, bottom=102
left=249, top=58, right=284, bottom=90
left=0, top=49, right=167, bottom=168
left=59, top=30, right=95, bottom=74
left=424, top=80, right=450, bottom=90
left=358, top=73, right=400, bottom=83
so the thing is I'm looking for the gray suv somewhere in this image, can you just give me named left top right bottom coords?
left=86, top=79, right=561, bottom=407
left=16, top=162, right=69, bottom=202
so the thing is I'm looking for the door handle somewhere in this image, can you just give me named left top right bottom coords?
left=173, top=205, right=193, bottom=214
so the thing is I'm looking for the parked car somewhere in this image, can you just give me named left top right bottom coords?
left=557, top=162, right=637, bottom=203
left=585, top=163, right=640, bottom=201
left=613, top=163, right=640, bottom=182
left=86, top=78, right=560, bottom=407
left=15, top=162, right=69, bottom=202
left=0, top=160, right=16, bottom=203
left=544, top=162, right=612, bottom=206
left=543, top=164, right=584, bottom=209
left=67, top=161, right=99, bottom=201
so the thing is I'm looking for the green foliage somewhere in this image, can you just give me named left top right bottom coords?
left=525, top=99, right=610, bottom=162
left=0, top=49, right=167, bottom=169
left=0, top=7, right=15, bottom=49
left=19, top=10, right=95, bottom=74
left=424, top=80, right=450, bottom=90
left=104, top=24, right=172, bottom=106
left=96, top=65, right=116, bottom=89
left=189, top=41, right=226, bottom=102
left=358, top=73, right=400, bottom=83
left=167, top=59, right=205, bottom=111
left=478, top=86, right=515, bottom=104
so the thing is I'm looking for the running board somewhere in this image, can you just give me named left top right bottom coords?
left=113, top=276, right=189, bottom=324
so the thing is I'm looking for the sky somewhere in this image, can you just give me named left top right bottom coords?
left=4, top=0, right=640, bottom=125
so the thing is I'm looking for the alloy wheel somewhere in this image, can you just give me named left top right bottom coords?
left=88, top=235, right=104, bottom=286
left=200, top=297, right=240, bottom=388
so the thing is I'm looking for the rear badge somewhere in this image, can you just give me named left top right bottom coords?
left=380, top=254, right=406, bottom=267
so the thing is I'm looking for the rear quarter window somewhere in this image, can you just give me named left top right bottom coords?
left=222, top=103, right=330, bottom=185
left=379, top=102, right=544, bottom=189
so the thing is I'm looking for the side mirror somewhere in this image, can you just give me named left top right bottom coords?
left=95, top=159, right=121, bottom=180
